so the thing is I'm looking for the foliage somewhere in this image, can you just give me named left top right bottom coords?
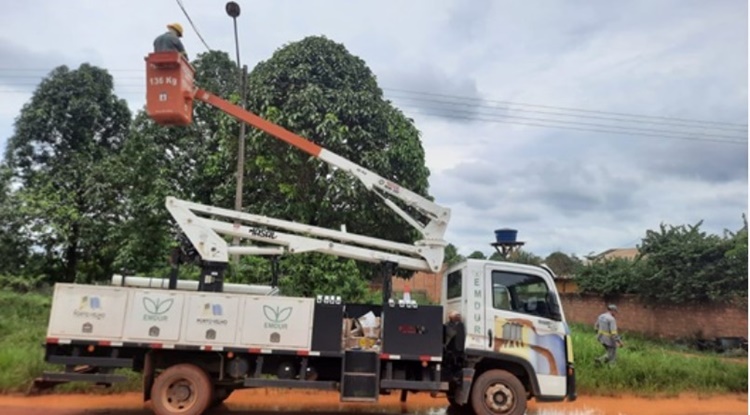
left=0, top=167, right=30, bottom=275
left=544, top=251, right=583, bottom=277
left=488, top=251, right=505, bottom=261
left=576, top=219, right=747, bottom=304
left=637, top=220, right=747, bottom=304
left=114, top=51, right=242, bottom=274
left=0, top=274, right=47, bottom=293
left=575, top=257, right=642, bottom=298
left=2, top=64, right=131, bottom=283
left=277, top=253, right=369, bottom=302
left=443, top=243, right=465, bottom=267
left=505, top=249, right=543, bottom=266
left=243, top=36, right=432, bottom=279
left=467, top=250, right=487, bottom=259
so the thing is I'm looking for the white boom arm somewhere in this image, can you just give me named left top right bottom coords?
left=167, top=197, right=445, bottom=272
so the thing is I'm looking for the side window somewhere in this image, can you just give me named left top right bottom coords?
left=446, top=270, right=462, bottom=299
left=491, top=271, right=558, bottom=321
left=492, top=283, right=511, bottom=310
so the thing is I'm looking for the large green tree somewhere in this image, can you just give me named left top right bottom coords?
left=3, top=64, right=131, bottom=282
left=0, top=166, right=30, bottom=275
left=243, top=36, right=432, bottom=252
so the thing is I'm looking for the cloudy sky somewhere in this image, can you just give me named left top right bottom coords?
left=0, top=0, right=747, bottom=259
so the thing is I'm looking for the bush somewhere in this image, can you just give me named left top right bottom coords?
left=576, top=258, right=642, bottom=298
left=0, top=274, right=48, bottom=293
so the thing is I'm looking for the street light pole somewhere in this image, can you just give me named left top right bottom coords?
left=226, top=1, right=247, bottom=262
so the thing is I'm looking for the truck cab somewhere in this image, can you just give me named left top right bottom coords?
left=441, top=259, right=576, bottom=412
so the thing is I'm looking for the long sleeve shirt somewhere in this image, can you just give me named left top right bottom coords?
left=595, top=312, right=621, bottom=347
left=154, top=31, right=188, bottom=60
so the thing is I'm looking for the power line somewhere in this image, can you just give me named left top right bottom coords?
left=383, top=87, right=749, bottom=128
left=0, top=78, right=746, bottom=145
left=395, top=103, right=747, bottom=141
left=175, top=0, right=211, bottom=51
left=402, top=108, right=748, bottom=145
left=387, top=93, right=748, bottom=133
left=0, top=70, right=745, bottom=129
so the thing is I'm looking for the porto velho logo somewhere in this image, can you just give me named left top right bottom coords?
left=73, top=295, right=105, bottom=320
left=263, top=305, right=292, bottom=329
left=78, top=296, right=101, bottom=310
left=203, top=303, right=223, bottom=317
left=143, top=297, right=174, bottom=322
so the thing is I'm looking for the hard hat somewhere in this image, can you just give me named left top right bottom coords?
left=167, top=23, right=184, bottom=37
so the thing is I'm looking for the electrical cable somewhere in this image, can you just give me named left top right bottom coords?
left=174, top=0, right=211, bottom=51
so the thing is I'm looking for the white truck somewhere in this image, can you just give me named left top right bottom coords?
left=36, top=52, right=577, bottom=415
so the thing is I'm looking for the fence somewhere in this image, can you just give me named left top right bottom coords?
left=560, top=293, right=748, bottom=339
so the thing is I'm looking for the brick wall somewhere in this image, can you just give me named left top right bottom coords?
left=561, top=294, right=748, bottom=339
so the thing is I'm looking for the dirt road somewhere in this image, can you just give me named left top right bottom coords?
left=0, top=389, right=746, bottom=415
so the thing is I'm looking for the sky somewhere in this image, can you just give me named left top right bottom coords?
left=0, top=0, right=747, bottom=259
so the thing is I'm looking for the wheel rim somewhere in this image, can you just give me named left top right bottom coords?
left=484, top=382, right=515, bottom=413
left=163, top=379, right=198, bottom=412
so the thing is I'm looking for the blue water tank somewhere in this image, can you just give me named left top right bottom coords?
left=494, top=228, right=518, bottom=243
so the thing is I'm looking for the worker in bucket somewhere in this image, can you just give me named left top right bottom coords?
left=154, top=23, right=188, bottom=60
left=594, top=304, right=624, bottom=365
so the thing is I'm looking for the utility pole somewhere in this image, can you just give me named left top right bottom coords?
left=226, top=1, right=246, bottom=262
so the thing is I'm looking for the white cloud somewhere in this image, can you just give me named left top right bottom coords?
left=0, top=0, right=746, bottom=260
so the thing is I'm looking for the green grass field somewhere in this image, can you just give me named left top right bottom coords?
left=570, top=323, right=747, bottom=396
left=0, top=291, right=746, bottom=396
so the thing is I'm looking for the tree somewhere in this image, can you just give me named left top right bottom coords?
left=0, top=165, right=30, bottom=275
left=544, top=251, right=582, bottom=277
left=575, top=258, right=641, bottom=298
left=637, top=221, right=746, bottom=304
left=467, top=250, right=487, bottom=259
left=3, top=64, right=131, bottom=282
left=489, top=251, right=505, bottom=261
left=505, top=249, right=542, bottom=266
left=242, top=36, right=432, bottom=280
left=443, top=243, right=464, bottom=267
left=235, top=37, right=429, bottom=284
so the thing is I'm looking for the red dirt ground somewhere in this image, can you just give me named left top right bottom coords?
left=0, top=389, right=746, bottom=415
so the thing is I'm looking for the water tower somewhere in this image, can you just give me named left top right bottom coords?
left=491, top=228, right=525, bottom=259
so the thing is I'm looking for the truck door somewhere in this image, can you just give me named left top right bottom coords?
left=484, top=266, right=568, bottom=397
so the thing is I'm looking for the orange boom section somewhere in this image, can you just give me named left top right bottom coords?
left=144, top=52, right=195, bottom=125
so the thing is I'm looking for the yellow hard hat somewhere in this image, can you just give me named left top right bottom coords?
left=167, top=23, right=184, bottom=37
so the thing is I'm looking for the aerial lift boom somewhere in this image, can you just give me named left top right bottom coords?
left=145, top=52, right=451, bottom=288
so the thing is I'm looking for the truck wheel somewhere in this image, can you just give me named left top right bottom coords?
left=151, top=364, right=213, bottom=415
left=470, top=369, right=526, bottom=415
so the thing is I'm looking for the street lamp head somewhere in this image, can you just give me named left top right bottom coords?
left=226, top=1, right=241, bottom=18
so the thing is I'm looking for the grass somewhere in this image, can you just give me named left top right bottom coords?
left=0, top=291, right=140, bottom=394
left=569, top=323, right=748, bottom=396
left=0, top=291, right=746, bottom=397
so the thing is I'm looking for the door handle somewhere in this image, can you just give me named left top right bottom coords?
left=488, top=329, right=493, bottom=348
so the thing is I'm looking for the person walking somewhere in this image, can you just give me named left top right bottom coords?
left=595, top=304, right=624, bottom=365
left=154, top=23, right=188, bottom=60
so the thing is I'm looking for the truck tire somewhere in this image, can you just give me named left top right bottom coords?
left=470, top=369, right=526, bottom=415
left=151, top=364, right=213, bottom=415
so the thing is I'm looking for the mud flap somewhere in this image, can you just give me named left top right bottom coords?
left=143, top=351, right=155, bottom=402
left=456, top=368, right=475, bottom=405
left=566, top=362, right=577, bottom=402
